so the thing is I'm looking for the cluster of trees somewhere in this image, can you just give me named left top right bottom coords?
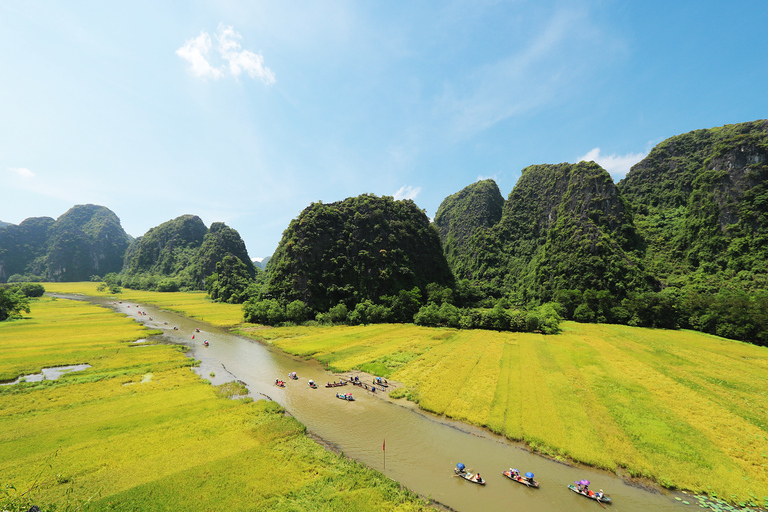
left=552, top=285, right=768, bottom=344
left=243, top=281, right=562, bottom=334
left=0, top=283, right=44, bottom=321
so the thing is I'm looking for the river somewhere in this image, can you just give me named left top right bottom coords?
left=97, top=297, right=692, bottom=512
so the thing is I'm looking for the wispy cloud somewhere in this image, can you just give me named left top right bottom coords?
left=176, top=25, right=275, bottom=84
left=8, top=167, right=35, bottom=178
left=578, top=147, right=648, bottom=179
left=176, top=31, right=222, bottom=80
left=435, top=6, right=624, bottom=140
left=393, top=185, right=421, bottom=200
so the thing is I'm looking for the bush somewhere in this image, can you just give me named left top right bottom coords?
left=157, top=279, right=180, bottom=292
left=20, top=283, right=45, bottom=297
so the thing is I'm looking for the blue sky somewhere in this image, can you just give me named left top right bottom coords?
left=2, top=1, right=766, bottom=259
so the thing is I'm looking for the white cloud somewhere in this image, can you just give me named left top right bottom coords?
left=176, top=31, right=222, bottom=80
left=176, top=25, right=275, bottom=84
left=393, top=185, right=421, bottom=201
left=8, top=167, right=35, bottom=178
left=578, top=147, right=648, bottom=179
left=218, top=25, right=276, bottom=84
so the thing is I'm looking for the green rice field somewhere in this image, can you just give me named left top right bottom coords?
left=246, top=322, right=768, bottom=506
left=0, top=297, right=429, bottom=511
left=43, top=282, right=244, bottom=327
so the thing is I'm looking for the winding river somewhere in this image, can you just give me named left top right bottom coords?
left=97, top=297, right=692, bottom=512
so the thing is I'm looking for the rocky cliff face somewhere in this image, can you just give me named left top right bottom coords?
left=0, top=217, right=55, bottom=282
left=444, top=162, right=652, bottom=300
left=121, top=215, right=255, bottom=290
left=619, top=120, right=768, bottom=276
left=0, top=205, right=130, bottom=282
left=123, top=214, right=208, bottom=279
left=44, top=205, right=132, bottom=281
left=434, top=179, right=504, bottom=273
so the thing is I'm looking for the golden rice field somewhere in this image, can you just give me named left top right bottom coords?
left=0, top=297, right=429, bottom=511
left=42, top=282, right=244, bottom=327
left=253, top=322, right=768, bottom=505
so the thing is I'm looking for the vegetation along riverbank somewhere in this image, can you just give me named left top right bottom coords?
left=40, top=283, right=768, bottom=507
left=0, top=294, right=430, bottom=511
left=240, top=322, right=768, bottom=507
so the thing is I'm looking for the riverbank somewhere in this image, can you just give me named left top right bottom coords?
left=0, top=296, right=432, bottom=511
left=239, top=322, right=768, bottom=508
left=39, top=283, right=768, bottom=508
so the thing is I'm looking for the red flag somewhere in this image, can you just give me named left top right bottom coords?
left=383, top=439, right=385, bottom=451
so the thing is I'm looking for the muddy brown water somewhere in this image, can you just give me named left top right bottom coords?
left=82, top=296, right=694, bottom=512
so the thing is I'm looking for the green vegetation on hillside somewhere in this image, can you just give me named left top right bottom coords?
left=120, top=216, right=256, bottom=299
left=0, top=205, right=131, bottom=283
left=434, top=179, right=504, bottom=274
left=258, top=194, right=454, bottom=314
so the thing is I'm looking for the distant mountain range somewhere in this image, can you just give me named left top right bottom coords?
left=2, top=120, right=767, bottom=341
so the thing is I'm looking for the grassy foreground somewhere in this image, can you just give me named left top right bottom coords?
left=0, top=297, right=429, bottom=512
left=242, top=322, right=768, bottom=507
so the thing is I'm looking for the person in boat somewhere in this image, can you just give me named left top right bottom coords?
left=475, top=473, right=482, bottom=482
left=595, top=490, right=604, bottom=500
left=527, top=475, right=535, bottom=485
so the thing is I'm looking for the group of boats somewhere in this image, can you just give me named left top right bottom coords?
left=454, top=464, right=611, bottom=504
left=274, top=373, right=390, bottom=402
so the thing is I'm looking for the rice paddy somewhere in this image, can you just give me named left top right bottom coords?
left=253, top=322, right=768, bottom=506
left=42, top=282, right=244, bottom=327
left=0, top=297, right=429, bottom=511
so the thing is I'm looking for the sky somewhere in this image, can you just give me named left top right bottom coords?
left=2, top=1, right=767, bottom=259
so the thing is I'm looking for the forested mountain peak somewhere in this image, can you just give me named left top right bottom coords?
left=434, top=179, right=504, bottom=271
left=0, top=217, right=55, bottom=282
left=265, top=194, right=454, bottom=311
left=450, top=161, right=652, bottom=301
left=618, top=119, right=768, bottom=283
left=44, top=204, right=132, bottom=281
left=0, top=205, right=130, bottom=282
left=123, top=214, right=207, bottom=277
left=620, top=120, right=768, bottom=211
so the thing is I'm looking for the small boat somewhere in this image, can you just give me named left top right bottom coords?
left=568, top=484, right=611, bottom=503
left=502, top=469, right=539, bottom=488
left=288, top=372, right=298, bottom=380
left=373, top=377, right=389, bottom=387
left=325, top=381, right=347, bottom=388
left=308, top=380, right=317, bottom=389
left=275, top=380, right=286, bottom=387
left=203, top=340, right=209, bottom=347
left=336, top=393, right=355, bottom=401
left=195, top=328, right=200, bottom=333
left=455, top=469, right=485, bottom=485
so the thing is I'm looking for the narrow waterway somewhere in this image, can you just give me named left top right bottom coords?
left=97, top=297, right=692, bottom=512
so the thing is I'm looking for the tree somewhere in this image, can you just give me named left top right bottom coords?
left=286, top=300, right=309, bottom=323
left=0, top=286, right=31, bottom=321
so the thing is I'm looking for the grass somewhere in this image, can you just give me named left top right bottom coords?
left=0, top=297, right=430, bottom=512
left=42, top=282, right=244, bottom=327
left=24, top=284, right=768, bottom=505
left=247, top=321, right=768, bottom=505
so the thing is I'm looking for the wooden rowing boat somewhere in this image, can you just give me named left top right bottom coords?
left=568, top=484, right=611, bottom=503
left=325, top=381, right=347, bottom=388
left=455, top=468, right=485, bottom=485
left=335, top=393, right=355, bottom=401
left=502, top=470, right=539, bottom=488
